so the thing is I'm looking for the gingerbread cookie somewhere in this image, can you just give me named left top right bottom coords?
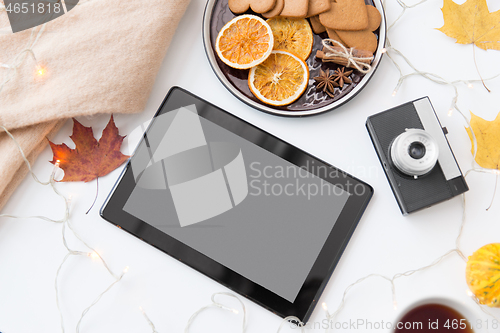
left=326, top=29, right=347, bottom=47
left=319, top=0, right=368, bottom=31
left=366, top=5, right=382, bottom=31
left=229, top=0, right=277, bottom=14
left=306, top=0, right=331, bottom=18
left=280, top=0, right=309, bottom=18
left=309, top=15, right=326, bottom=34
left=263, top=0, right=285, bottom=18
left=335, top=30, right=378, bottom=53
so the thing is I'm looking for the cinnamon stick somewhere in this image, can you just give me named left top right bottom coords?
left=316, top=47, right=374, bottom=68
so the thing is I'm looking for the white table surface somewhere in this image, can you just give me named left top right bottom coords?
left=1, top=0, right=500, bottom=332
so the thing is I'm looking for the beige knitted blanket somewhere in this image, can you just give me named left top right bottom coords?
left=0, top=0, right=191, bottom=210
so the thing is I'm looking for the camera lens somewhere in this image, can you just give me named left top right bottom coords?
left=390, top=129, right=439, bottom=177
left=408, top=142, right=426, bottom=160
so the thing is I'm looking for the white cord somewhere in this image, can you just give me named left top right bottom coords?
left=381, top=0, right=498, bottom=165
left=140, top=307, right=159, bottom=333
left=0, top=124, right=127, bottom=333
left=277, top=317, right=306, bottom=333
left=1, top=1, right=499, bottom=332
left=0, top=24, right=46, bottom=94
left=184, top=292, right=247, bottom=333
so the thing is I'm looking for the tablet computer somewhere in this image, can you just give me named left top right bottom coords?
left=100, top=87, right=373, bottom=322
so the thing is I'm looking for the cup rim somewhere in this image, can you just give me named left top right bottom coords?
left=392, top=297, right=479, bottom=332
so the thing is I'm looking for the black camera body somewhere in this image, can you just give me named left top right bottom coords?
left=366, top=97, right=468, bottom=215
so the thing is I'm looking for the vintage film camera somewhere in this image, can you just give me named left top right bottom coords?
left=366, top=97, right=468, bottom=215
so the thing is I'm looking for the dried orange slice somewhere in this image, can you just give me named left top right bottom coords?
left=248, top=50, right=309, bottom=106
left=216, top=15, right=274, bottom=70
left=266, top=17, right=313, bottom=60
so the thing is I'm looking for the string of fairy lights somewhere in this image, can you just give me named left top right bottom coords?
left=0, top=23, right=46, bottom=94
left=0, top=0, right=499, bottom=332
left=312, top=0, right=500, bottom=330
left=0, top=125, right=129, bottom=333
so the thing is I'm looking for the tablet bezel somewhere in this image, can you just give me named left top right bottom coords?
left=100, top=86, right=373, bottom=323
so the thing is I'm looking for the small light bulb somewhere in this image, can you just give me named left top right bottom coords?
left=392, top=90, right=397, bottom=97
left=322, top=302, right=331, bottom=318
left=466, top=289, right=474, bottom=297
left=36, top=65, right=46, bottom=76
left=88, top=251, right=99, bottom=260
left=232, top=309, right=239, bottom=314
left=467, top=83, right=473, bottom=89
left=123, top=266, right=129, bottom=273
left=393, top=301, right=398, bottom=310
left=381, top=48, right=387, bottom=53
left=322, top=302, right=328, bottom=312
left=64, top=194, right=73, bottom=210
left=448, top=108, right=453, bottom=117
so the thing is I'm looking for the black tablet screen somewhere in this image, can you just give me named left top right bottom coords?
left=122, top=103, right=351, bottom=303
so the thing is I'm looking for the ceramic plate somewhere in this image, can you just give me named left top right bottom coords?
left=203, top=0, right=386, bottom=117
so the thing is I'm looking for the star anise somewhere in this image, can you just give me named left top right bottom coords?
left=313, top=69, right=339, bottom=98
left=332, top=67, right=353, bottom=88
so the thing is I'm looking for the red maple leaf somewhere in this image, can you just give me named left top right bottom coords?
left=49, top=116, right=130, bottom=182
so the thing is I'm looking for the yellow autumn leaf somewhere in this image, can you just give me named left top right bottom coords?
left=466, top=112, right=500, bottom=169
left=438, top=0, right=500, bottom=51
